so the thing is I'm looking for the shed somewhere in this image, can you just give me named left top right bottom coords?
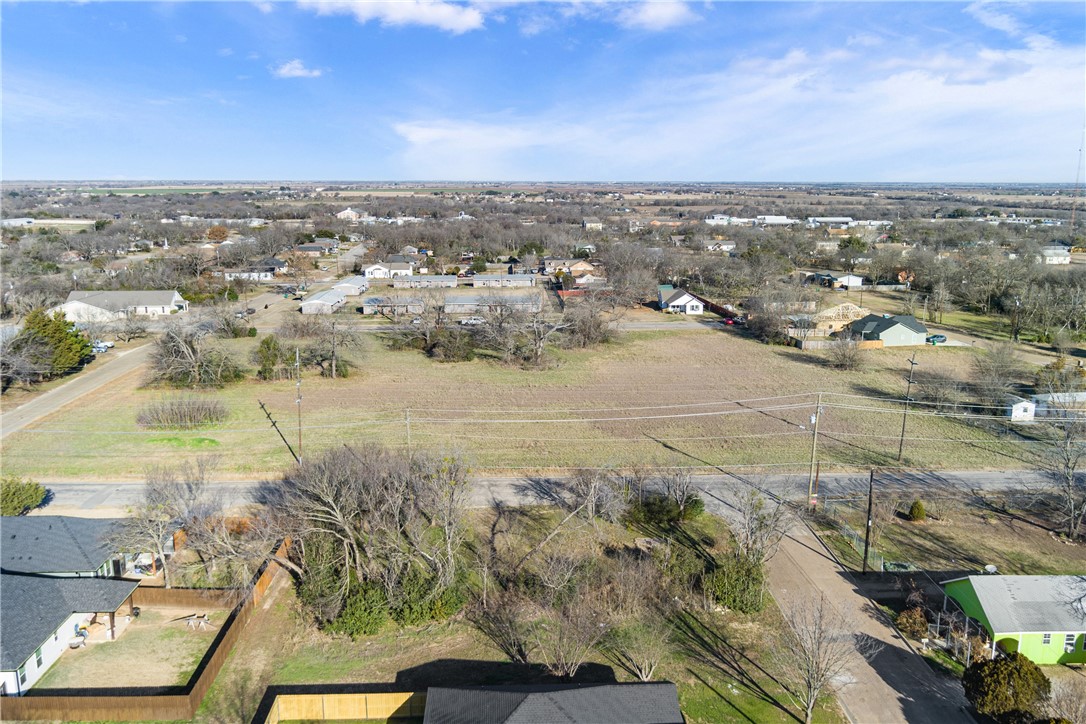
left=1005, top=395, right=1036, bottom=422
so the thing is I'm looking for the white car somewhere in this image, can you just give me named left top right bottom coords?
left=459, top=316, right=485, bottom=326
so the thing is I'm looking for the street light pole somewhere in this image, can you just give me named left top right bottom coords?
left=862, top=469, right=876, bottom=574
left=897, top=352, right=919, bottom=462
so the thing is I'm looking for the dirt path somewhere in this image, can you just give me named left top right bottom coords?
left=767, top=525, right=971, bottom=724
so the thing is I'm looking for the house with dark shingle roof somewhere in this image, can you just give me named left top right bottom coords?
left=657, top=285, right=703, bottom=315
left=0, top=517, right=138, bottom=696
left=849, top=314, right=927, bottom=346
left=422, top=683, right=684, bottom=724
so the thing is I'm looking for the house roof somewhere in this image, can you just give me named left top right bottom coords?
left=62, top=290, right=183, bottom=312
left=852, top=314, right=927, bottom=337
left=943, top=576, right=1086, bottom=634
left=300, top=290, right=346, bottom=306
left=1, top=572, right=140, bottom=671
left=1, top=516, right=122, bottom=575
left=423, top=683, right=684, bottom=724
left=662, top=288, right=696, bottom=306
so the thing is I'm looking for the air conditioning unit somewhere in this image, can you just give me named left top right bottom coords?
left=1065, top=645, right=1075, bottom=654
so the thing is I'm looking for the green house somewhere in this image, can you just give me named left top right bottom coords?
left=941, top=575, right=1086, bottom=665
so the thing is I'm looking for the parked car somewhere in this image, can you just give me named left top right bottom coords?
left=459, top=316, right=485, bottom=326
left=926, top=334, right=947, bottom=344
left=93, top=339, right=115, bottom=348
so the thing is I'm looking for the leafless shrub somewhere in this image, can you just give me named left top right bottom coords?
left=467, top=591, right=538, bottom=665
left=733, top=489, right=792, bottom=564
left=826, top=333, right=865, bottom=371
left=534, top=598, right=609, bottom=679
left=602, top=616, right=673, bottom=682
left=136, top=396, right=228, bottom=429
left=566, top=468, right=629, bottom=525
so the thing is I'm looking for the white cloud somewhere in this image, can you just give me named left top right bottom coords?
left=218, top=47, right=234, bottom=57
left=252, top=1, right=274, bottom=13
left=847, top=33, right=882, bottom=48
left=615, top=1, right=697, bottom=31
left=389, top=27, right=1085, bottom=182
left=298, top=0, right=485, bottom=34
left=174, top=34, right=188, bottom=43
left=272, top=59, right=323, bottom=78
left=965, top=1, right=1023, bottom=37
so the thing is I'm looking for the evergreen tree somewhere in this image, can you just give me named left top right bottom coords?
left=13, top=309, right=91, bottom=378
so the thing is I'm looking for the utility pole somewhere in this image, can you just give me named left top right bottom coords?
left=295, top=347, right=303, bottom=462
left=862, top=469, right=876, bottom=574
left=331, top=320, right=337, bottom=380
left=807, top=392, right=823, bottom=510
left=258, top=400, right=299, bottom=463
left=897, top=352, right=918, bottom=462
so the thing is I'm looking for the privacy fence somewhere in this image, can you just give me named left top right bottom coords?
left=0, top=540, right=289, bottom=722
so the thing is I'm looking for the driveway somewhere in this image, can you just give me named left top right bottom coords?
left=0, top=343, right=152, bottom=440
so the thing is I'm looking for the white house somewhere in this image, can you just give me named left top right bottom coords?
left=582, top=217, right=603, bottom=231
left=1039, top=247, right=1072, bottom=265
left=1032, top=391, right=1086, bottom=418
left=1005, top=396, right=1036, bottom=422
left=299, top=289, right=346, bottom=315
left=331, top=275, right=369, bottom=296
left=336, top=208, right=362, bottom=222
left=704, top=241, right=736, bottom=252
left=50, top=290, right=189, bottom=323
left=657, top=285, right=703, bottom=315
left=363, top=262, right=413, bottom=279
left=223, top=268, right=274, bottom=282
left=0, top=517, right=140, bottom=696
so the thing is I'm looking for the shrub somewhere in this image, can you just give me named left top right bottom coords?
left=136, top=397, right=228, bottom=429
left=963, top=652, right=1050, bottom=722
left=1, top=476, right=48, bottom=516
left=327, top=582, right=388, bottom=638
left=627, top=493, right=681, bottom=526
left=896, top=606, right=928, bottom=640
left=651, top=541, right=706, bottom=591
left=247, top=327, right=258, bottom=337
left=705, top=554, right=766, bottom=614
left=908, top=500, right=926, bottom=522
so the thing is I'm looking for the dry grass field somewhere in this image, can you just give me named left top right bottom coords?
left=0, top=327, right=1030, bottom=479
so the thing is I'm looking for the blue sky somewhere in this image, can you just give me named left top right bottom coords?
left=2, top=1, right=1083, bottom=182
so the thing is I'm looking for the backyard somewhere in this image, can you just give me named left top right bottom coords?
left=0, top=326, right=1034, bottom=479
left=32, top=607, right=229, bottom=692
left=196, top=508, right=846, bottom=724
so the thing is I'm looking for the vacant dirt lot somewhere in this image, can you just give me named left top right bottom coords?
left=0, top=327, right=1028, bottom=479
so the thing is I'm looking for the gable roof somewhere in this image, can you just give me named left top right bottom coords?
left=1, top=516, right=121, bottom=575
left=944, top=575, right=1086, bottom=634
left=300, top=289, right=346, bottom=306
left=423, top=683, right=683, bottom=724
left=63, top=290, right=183, bottom=312
left=0, top=572, right=139, bottom=671
left=852, top=314, right=927, bottom=337
left=333, top=275, right=369, bottom=288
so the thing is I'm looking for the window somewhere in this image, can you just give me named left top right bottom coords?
left=17, top=665, right=26, bottom=684
left=1066, top=634, right=1076, bottom=650
left=1042, top=633, right=1051, bottom=645
left=35, top=647, right=43, bottom=668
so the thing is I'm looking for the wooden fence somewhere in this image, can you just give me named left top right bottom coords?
left=263, top=691, right=427, bottom=723
left=1, top=540, right=290, bottom=722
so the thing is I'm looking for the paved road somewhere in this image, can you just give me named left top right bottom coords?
left=35, top=468, right=1047, bottom=517
left=0, top=344, right=152, bottom=440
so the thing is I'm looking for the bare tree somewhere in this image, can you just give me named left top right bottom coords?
left=116, top=317, right=149, bottom=343
left=1044, top=677, right=1086, bottom=724
left=566, top=468, right=629, bottom=525
left=774, top=594, right=883, bottom=724
left=108, top=457, right=219, bottom=588
left=149, top=322, right=243, bottom=387
left=658, top=469, right=698, bottom=516
left=467, top=591, right=537, bottom=665
left=534, top=598, right=609, bottom=679
left=733, top=489, right=792, bottom=564
left=603, top=617, right=673, bottom=682
left=971, top=341, right=1023, bottom=405
left=826, top=333, right=865, bottom=371
left=1036, top=405, right=1086, bottom=540
left=521, top=311, right=571, bottom=367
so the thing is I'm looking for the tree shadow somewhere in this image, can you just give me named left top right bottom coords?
left=670, top=611, right=801, bottom=723
left=854, top=632, right=970, bottom=723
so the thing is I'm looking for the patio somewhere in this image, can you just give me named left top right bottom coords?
left=33, top=607, right=229, bottom=691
